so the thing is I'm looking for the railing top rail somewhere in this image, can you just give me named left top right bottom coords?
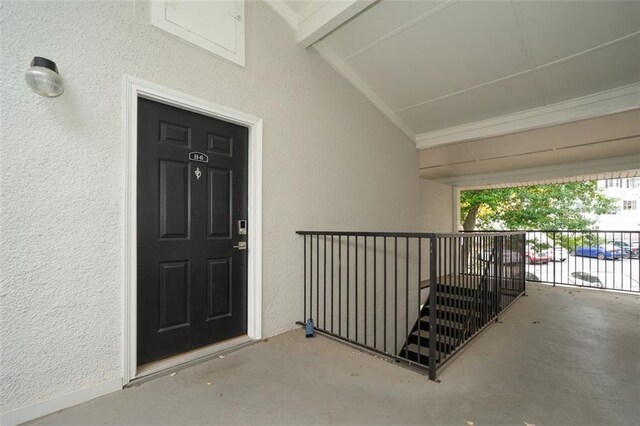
left=296, top=231, right=437, bottom=237
left=461, top=229, right=640, bottom=233
left=296, top=230, right=524, bottom=238
left=434, top=231, right=524, bottom=238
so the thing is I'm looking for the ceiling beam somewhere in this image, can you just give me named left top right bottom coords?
left=416, top=83, right=640, bottom=149
left=297, top=0, right=377, bottom=47
left=428, top=155, right=640, bottom=190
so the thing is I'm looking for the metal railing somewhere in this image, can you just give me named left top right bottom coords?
left=296, top=231, right=526, bottom=379
left=468, top=230, right=640, bottom=293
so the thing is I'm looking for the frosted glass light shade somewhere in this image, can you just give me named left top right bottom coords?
left=25, top=57, right=64, bottom=97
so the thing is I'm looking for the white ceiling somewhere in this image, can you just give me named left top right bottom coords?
left=292, top=0, right=640, bottom=145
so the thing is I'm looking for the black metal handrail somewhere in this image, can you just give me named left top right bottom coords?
left=463, top=229, right=640, bottom=293
left=297, top=230, right=526, bottom=379
left=455, top=248, right=494, bottom=348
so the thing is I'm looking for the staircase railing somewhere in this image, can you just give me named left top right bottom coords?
left=427, top=233, right=525, bottom=379
left=455, top=247, right=495, bottom=348
left=296, top=231, right=526, bottom=380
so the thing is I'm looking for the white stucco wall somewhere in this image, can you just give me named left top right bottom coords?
left=0, top=0, right=422, bottom=415
left=420, top=179, right=455, bottom=232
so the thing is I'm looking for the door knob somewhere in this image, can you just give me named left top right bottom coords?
left=233, top=242, right=247, bottom=250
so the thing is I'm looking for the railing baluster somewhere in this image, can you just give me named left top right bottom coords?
left=364, top=236, right=368, bottom=346
left=339, top=235, right=342, bottom=336
left=316, top=235, right=320, bottom=327
left=331, top=235, right=334, bottom=333
left=374, top=236, right=377, bottom=350
left=355, top=236, right=359, bottom=343
left=310, top=234, right=313, bottom=323
left=417, top=237, right=421, bottom=365
left=324, top=234, right=327, bottom=330
left=384, top=237, right=387, bottom=353
left=304, top=234, right=307, bottom=323
left=394, top=236, right=398, bottom=356
left=428, top=236, right=437, bottom=380
left=346, top=235, right=350, bottom=340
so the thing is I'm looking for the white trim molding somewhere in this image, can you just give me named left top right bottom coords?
left=0, top=379, right=122, bottom=426
left=264, top=0, right=377, bottom=47
left=416, top=83, right=640, bottom=148
left=122, top=75, right=263, bottom=385
left=436, top=155, right=640, bottom=190
left=297, top=0, right=376, bottom=47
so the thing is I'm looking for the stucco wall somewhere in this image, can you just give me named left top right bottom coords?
left=421, top=179, right=455, bottom=232
left=0, top=0, right=421, bottom=414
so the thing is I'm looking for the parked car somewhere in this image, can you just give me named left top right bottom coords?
left=546, top=246, right=569, bottom=261
left=525, top=250, right=551, bottom=264
left=573, top=244, right=621, bottom=260
left=607, top=241, right=639, bottom=258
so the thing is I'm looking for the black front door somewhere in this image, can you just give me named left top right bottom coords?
left=137, top=97, right=248, bottom=366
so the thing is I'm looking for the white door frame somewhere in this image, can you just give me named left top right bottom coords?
left=122, top=75, right=263, bottom=385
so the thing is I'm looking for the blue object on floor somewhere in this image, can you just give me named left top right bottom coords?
left=305, top=319, right=314, bottom=338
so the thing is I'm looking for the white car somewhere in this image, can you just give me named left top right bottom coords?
left=546, top=246, right=568, bottom=262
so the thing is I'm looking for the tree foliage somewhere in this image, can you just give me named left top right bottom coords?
left=460, top=181, right=616, bottom=231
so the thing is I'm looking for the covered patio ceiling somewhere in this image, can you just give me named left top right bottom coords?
left=268, top=0, right=640, bottom=186
left=419, top=108, right=640, bottom=189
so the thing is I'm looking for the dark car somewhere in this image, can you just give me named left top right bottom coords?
left=607, top=241, right=639, bottom=258
left=573, top=244, right=621, bottom=260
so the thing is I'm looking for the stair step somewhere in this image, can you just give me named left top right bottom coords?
left=401, top=343, right=449, bottom=365
left=420, top=309, right=466, bottom=324
left=404, top=335, right=455, bottom=355
left=435, top=293, right=476, bottom=305
left=408, top=327, right=464, bottom=345
left=399, top=348, right=430, bottom=365
left=435, top=284, right=480, bottom=297
left=415, top=317, right=466, bottom=330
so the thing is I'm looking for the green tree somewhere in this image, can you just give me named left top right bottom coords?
left=460, top=181, right=616, bottom=231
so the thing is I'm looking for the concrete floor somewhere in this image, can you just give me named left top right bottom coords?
left=30, top=284, right=640, bottom=425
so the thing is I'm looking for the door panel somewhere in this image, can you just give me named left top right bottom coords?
left=159, top=160, right=190, bottom=239
left=137, top=98, right=248, bottom=366
left=158, top=260, right=191, bottom=331
left=207, top=167, right=232, bottom=239
left=206, top=257, right=232, bottom=319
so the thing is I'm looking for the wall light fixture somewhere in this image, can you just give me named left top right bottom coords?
left=25, top=57, right=64, bottom=97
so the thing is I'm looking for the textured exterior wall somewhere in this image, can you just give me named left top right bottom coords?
left=0, top=0, right=421, bottom=413
left=420, top=180, right=455, bottom=232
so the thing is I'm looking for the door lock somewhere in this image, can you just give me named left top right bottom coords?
left=238, top=220, right=247, bottom=235
left=233, top=241, right=247, bottom=250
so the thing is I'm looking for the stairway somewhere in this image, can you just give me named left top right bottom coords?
left=399, top=279, right=495, bottom=368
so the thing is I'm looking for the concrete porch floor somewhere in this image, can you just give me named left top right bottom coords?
left=30, top=284, right=640, bottom=425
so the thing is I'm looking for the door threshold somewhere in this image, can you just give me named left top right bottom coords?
left=135, top=335, right=254, bottom=381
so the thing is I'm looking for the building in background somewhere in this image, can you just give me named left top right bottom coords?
left=596, top=178, right=640, bottom=231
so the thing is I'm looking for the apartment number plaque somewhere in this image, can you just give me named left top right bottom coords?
left=189, top=152, right=209, bottom=163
